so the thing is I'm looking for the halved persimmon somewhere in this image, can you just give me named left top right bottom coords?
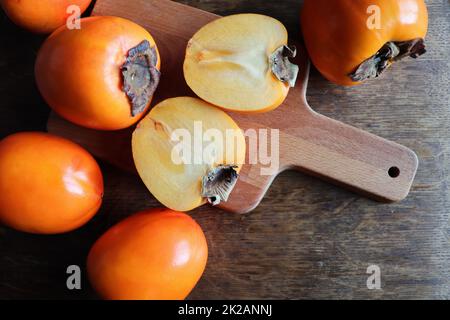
left=35, top=16, right=161, bottom=130
left=132, top=97, right=246, bottom=212
left=184, top=14, right=299, bottom=113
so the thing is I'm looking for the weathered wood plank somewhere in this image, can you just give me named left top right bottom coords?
left=0, top=0, right=448, bottom=299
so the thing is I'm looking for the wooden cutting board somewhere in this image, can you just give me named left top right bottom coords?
left=47, top=0, right=418, bottom=214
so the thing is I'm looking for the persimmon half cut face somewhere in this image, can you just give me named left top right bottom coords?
left=132, top=97, right=246, bottom=212
left=184, top=14, right=299, bottom=113
left=35, top=16, right=161, bottom=130
left=301, top=0, right=428, bottom=85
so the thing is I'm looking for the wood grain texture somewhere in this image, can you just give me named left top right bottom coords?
left=48, top=0, right=419, bottom=213
left=0, top=0, right=449, bottom=299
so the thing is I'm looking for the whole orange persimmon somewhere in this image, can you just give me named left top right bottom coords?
left=87, top=209, right=208, bottom=300
left=35, top=16, right=161, bottom=130
left=301, top=0, right=428, bottom=85
left=0, top=0, right=92, bottom=34
left=0, top=132, right=103, bottom=234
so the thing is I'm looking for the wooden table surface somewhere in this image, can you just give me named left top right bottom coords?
left=0, top=0, right=449, bottom=300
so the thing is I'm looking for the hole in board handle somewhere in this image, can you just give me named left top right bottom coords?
left=388, top=167, right=400, bottom=178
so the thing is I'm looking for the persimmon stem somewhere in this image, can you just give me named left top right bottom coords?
left=270, top=45, right=299, bottom=87
left=349, top=38, right=426, bottom=82
left=121, top=40, right=161, bottom=117
left=201, top=165, right=239, bottom=206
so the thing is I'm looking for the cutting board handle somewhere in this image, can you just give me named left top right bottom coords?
left=219, top=108, right=418, bottom=213
left=282, top=108, right=418, bottom=202
left=284, top=110, right=418, bottom=202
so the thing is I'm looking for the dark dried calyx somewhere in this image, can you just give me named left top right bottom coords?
left=201, top=165, right=239, bottom=206
left=270, top=45, right=299, bottom=87
left=349, top=38, right=426, bottom=82
left=121, top=40, right=161, bottom=116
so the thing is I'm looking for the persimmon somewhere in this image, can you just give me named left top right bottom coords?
left=35, top=16, right=161, bottom=130
left=301, top=0, right=428, bottom=86
left=0, top=0, right=92, bottom=34
left=132, top=97, right=246, bottom=212
left=0, top=132, right=103, bottom=234
left=184, top=14, right=299, bottom=113
left=87, top=208, right=208, bottom=300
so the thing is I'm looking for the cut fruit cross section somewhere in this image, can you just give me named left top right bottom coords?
left=132, top=97, right=246, bottom=212
left=184, top=14, right=298, bottom=113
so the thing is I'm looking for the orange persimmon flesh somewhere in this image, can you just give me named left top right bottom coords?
left=132, top=97, right=246, bottom=212
left=184, top=14, right=297, bottom=113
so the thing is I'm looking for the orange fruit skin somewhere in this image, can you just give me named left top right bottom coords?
left=1, top=0, right=92, bottom=34
left=0, top=132, right=103, bottom=234
left=35, top=16, right=161, bottom=130
left=87, top=209, right=208, bottom=300
left=301, top=0, right=428, bottom=86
